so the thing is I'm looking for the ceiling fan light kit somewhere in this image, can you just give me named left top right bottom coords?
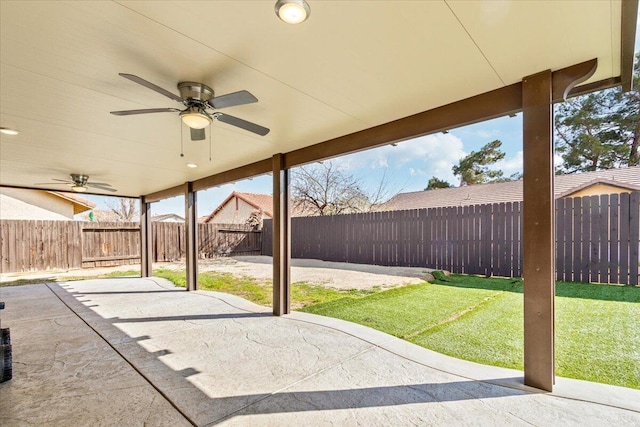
left=180, top=107, right=212, bottom=129
left=71, top=185, right=87, bottom=193
left=275, top=0, right=310, bottom=24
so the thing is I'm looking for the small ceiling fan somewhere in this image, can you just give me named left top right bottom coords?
left=35, top=174, right=117, bottom=193
left=110, top=73, right=270, bottom=141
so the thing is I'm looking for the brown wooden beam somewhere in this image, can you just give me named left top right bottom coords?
left=185, top=182, right=198, bottom=291
left=272, top=153, right=290, bottom=316
left=568, top=77, right=621, bottom=99
left=621, top=0, right=639, bottom=92
left=192, top=159, right=272, bottom=192
left=282, top=60, right=598, bottom=169
left=140, top=196, right=153, bottom=278
left=144, top=183, right=186, bottom=204
left=284, top=84, right=522, bottom=169
left=522, top=70, right=555, bottom=392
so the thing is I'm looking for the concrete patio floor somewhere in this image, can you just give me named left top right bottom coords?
left=1, top=278, right=638, bottom=426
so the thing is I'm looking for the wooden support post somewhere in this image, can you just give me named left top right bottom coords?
left=140, top=196, right=152, bottom=278
left=272, top=153, right=291, bottom=316
left=185, top=182, right=198, bottom=291
left=522, top=70, right=555, bottom=391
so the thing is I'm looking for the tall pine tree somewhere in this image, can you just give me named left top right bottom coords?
left=554, top=53, right=639, bottom=173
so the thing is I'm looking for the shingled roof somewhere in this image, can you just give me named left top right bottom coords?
left=202, top=192, right=313, bottom=223
left=380, top=166, right=640, bottom=211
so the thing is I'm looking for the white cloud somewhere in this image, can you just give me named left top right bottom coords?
left=336, top=133, right=466, bottom=184
left=494, top=150, right=523, bottom=176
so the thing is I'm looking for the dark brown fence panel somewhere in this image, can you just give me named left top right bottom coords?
left=629, top=191, right=639, bottom=286
left=261, top=191, right=639, bottom=285
left=609, top=194, right=620, bottom=284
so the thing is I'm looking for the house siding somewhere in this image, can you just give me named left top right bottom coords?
left=209, top=197, right=262, bottom=224
left=567, top=183, right=635, bottom=198
left=0, top=188, right=74, bottom=220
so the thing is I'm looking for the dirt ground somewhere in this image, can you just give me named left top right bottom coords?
left=1, top=256, right=436, bottom=290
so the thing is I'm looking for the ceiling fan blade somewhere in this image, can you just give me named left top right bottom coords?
left=110, top=108, right=180, bottom=116
left=215, top=113, right=270, bottom=136
left=208, top=90, right=258, bottom=109
left=119, top=73, right=183, bottom=103
left=86, top=182, right=111, bottom=186
left=34, top=182, right=70, bottom=185
left=190, top=128, right=206, bottom=141
left=87, top=183, right=117, bottom=192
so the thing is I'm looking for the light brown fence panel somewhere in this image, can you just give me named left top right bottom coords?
left=1, top=220, right=83, bottom=273
left=81, top=222, right=140, bottom=268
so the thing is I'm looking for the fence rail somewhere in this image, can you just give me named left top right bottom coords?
left=263, top=191, right=639, bottom=285
left=0, top=221, right=261, bottom=273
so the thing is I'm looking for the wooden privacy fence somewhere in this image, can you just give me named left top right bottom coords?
left=0, top=221, right=261, bottom=273
left=262, top=191, right=639, bottom=285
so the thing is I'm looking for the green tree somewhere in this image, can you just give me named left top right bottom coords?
left=554, top=53, right=639, bottom=173
left=425, top=176, right=452, bottom=190
left=452, top=140, right=506, bottom=185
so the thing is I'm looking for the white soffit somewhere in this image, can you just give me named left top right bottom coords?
left=0, top=1, right=626, bottom=197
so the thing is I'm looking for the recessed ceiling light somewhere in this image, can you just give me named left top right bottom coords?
left=0, top=127, right=20, bottom=135
left=275, top=0, right=310, bottom=24
left=186, top=163, right=198, bottom=168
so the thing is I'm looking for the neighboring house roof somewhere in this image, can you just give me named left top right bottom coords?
left=202, top=192, right=314, bottom=223
left=202, top=192, right=272, bottom=224
left=151, top=213, right=185, bottom=222
left=48, top=191, right=96, bottom=214
left=381, top=166, right=640, bottom=211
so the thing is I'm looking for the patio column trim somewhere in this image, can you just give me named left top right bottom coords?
left=272, top=153, right=291, bottom=316
left=522, top=70, right=555, bottom=392
left=185, top=182, right=198, bottom=291
left=140, top=196, right=152, bottom=278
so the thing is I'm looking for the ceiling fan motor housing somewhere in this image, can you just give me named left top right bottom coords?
left=177, top=82, right=214, bottom=103
left=71, top=174, right=89, bottom=186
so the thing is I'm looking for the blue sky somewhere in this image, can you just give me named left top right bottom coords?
left=84, top=14, right=640, bottom=218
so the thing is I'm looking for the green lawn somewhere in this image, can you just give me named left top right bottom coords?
left=302, top=274, right=640, bottom=390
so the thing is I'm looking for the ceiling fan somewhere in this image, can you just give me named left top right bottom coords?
left=110, top=73, right=270, bottom=141
left=35, top=174, right=117, bottom=193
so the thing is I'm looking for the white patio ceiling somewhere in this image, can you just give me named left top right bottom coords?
left=0, top=1, right=630, bottom=197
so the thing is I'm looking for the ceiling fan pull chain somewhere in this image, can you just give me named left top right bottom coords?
left=209, top=127, right=212, bottom=162
left=180, top=122, right=184, bottom=157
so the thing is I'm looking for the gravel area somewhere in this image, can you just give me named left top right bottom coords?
left=164, top=256, right=436, bottom=290
left=1, top=256, right=436, bottom=290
